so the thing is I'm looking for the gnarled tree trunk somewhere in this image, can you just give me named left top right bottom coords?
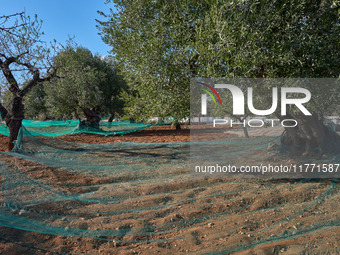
left=108, top=112, right=115, bottom=123
left=80, top=108, right=101, bottom=130
left=1, top=96, right=25, bottom=151
left=280, top=113, right=340, bottom=155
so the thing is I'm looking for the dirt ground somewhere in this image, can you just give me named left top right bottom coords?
left=0, top=125, right=338, bottom=254
left=59, top=124, right=192, bottom=144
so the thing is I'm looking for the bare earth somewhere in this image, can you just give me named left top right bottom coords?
left=0, top=125, right=338, bottom=254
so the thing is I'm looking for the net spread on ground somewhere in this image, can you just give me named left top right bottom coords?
left=0, top=119, right=152, bottom=137
left=0, top=117, right=338, bottom=253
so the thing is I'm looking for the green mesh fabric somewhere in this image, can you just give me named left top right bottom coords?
left=0, top=119, right=152, bottom=137
left=0, top=125, right=339, bottom=253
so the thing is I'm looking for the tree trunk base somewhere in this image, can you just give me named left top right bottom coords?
left=280, top=115, right=340, bottom=156
left=108, top=112, right=115, bottom=123
left=6, top=119, right=22, bottom=151
left=5, top=96, right=25, bottom=151
left=81, top=108, right=101, bottom=130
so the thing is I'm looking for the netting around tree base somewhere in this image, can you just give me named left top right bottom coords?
left=0, top=119, right=154, bottom=137
left=0, top=126, right=338, bottom=254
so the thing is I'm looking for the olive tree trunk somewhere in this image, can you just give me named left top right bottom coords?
left=108, top=112, right=115, bottom=123
left=80, top=108, right=101, bottom=129
left=1, top=96, right=25, bottom=151
left=280, top=113, right=340, bottom=155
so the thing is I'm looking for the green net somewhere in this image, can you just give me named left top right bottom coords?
left=0, top=124, right=338, bottom=253
left=0, top=119, right=152, bottom=137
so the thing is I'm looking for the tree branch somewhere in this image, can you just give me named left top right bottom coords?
left=20, top=67, right=57, bottom=97
left=0, top=12, right=24, bottom=20
left=0, top=60, right=19, bottom=92
left=0, top=51, right=29, bottom=93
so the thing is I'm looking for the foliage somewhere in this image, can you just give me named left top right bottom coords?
left=0, top=12, right=56, bottom=95
left=23, top=83, right=47, bottom=119
left=42, top=47, right=126, bottom=119
left=97, top=0, right=340, bottom=121
left=0, top=12, right=61, bottom=148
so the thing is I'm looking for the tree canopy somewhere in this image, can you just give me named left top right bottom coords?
left=97, top=0, right=340, bottom=153
left=25, top=47, right=126, bottom=120
left=0, top=12, right=56, bottom=95
left=0, top=12, right=59, bottom=149
left=97, top=0, right=340, bottom=121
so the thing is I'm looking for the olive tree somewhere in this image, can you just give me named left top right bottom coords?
left=0, top=12, right=57, bottom=150
left=98, top=0, right=340, bottom=154
left=43, top=47, right=126, bottom=125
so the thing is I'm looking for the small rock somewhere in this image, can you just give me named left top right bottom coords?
left=207, top=222, right=215, bottom=227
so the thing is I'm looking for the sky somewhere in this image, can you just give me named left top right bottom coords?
left=1, top=0, right=115, bottom=56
